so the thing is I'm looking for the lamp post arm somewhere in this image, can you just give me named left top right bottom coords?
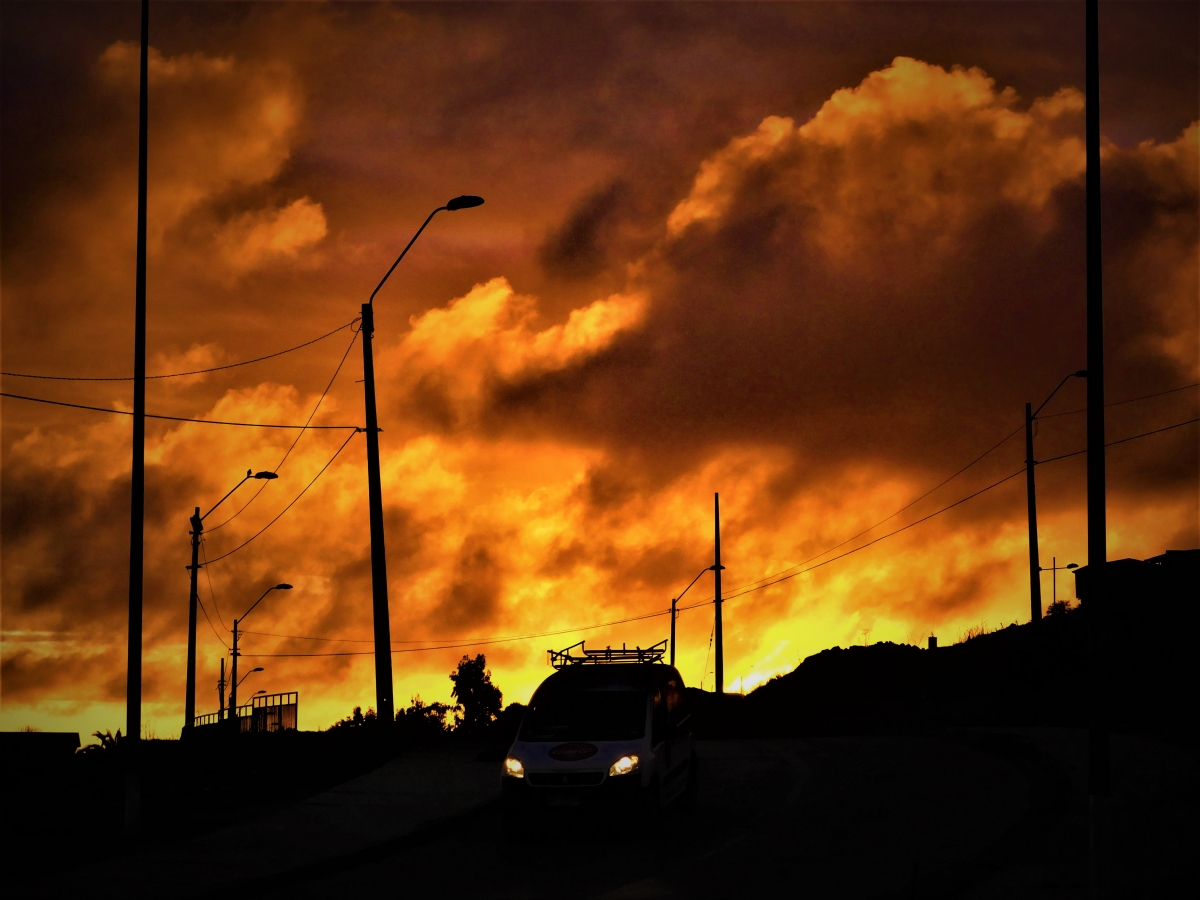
left=239, top=586, right=277, bottom=624
left=201, top=471, right=251, bottom=522
left=676, top=567, right=712, bottom=606
left=1034, top=370, right=1086, bottom=419
left=368, top=207, right=448, bottom=306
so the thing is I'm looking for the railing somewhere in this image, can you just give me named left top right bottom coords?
left=193, top=691, right=299, bottom=731
left=549, top=640, right=667, bottom=669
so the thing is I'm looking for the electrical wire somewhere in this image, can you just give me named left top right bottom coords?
left=1036, top=416, right=1199, bottom=465
left=676, top=467, right=1027, bottom=611
left=721, top=421, right=1024, bottom=596
left=0, top=318, right=358, bottom=381
left=678, top=414, right=1200, bottom=611
left=0, top=391, right=359, bottom=429
left=196, top=594, right=230, bottom=650
left=1037, top=382, right=1199, bottom=419
left=228, top=414, right=1200, bottom=658
left=203, top=430, right=360, bottom=564
left=208, top=329, right=361, bottom=532
left=239, top=607, right=679, bottom=656
left=199, top=538, right=228, bottom=631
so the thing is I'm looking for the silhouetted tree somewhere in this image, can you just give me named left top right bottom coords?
left=329, top=706, right=376, bottom=730
left=78, top=728, right=123, bottom=754
left=395, top=695, right=453, bottom=741
left=1045, top=599, right=1073, bottom=617
left=450, top=654, right=503, bottom=735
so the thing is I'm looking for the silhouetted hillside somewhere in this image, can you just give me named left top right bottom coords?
left=689, top=549, right=1197, bottom=737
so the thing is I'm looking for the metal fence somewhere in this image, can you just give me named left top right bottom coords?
left=193, top=691, right=298, bottom=732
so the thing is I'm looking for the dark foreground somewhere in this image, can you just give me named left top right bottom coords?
left=289, top=728, right=1189, bottom=900
left=14, top=726, right=1192, bottom=898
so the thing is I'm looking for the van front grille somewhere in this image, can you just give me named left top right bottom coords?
left=527, top=771, right=604, bottom=787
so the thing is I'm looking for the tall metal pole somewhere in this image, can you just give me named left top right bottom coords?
left=1025, top=403, right=1043, bottom=623
left=361, top=303, right=395, bottom=730
left=124, top=0, right=149, bottom=836
left=230, top=620, right=240, bottom=731
left=713, top=493, right=724, bottom=694
left=670, top=597, right=678, bottom=667
left=218, top=657, right=227, bottom=722
left=183, top=508, right=202, bottom=734
left=1085, top=0, right=1109, bottom=894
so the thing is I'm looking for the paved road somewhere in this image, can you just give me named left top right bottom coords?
left=40, top=728, right=1193, bottom=899
left=287, top=729, right=1193, bottom=899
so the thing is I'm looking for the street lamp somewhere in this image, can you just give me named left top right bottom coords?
left=184, top=470, right=277, bottom=734
left=1025, top=371, right=1087, bottom=624
left=1039, top=557, right=1079, bottom=610
left=230, top=583, right=291, bottom=729
left=360, top=195, right=484, bottom=732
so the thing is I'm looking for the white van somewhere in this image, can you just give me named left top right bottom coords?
left=501, top=661, right=696, bottom=812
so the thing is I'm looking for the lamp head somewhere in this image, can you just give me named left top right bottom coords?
left=275, top=583, right=293, bottom=591
left=253, top=690, right=266, bottom=696
left=1067, top=563, right=1078, bottom=569
left=251, top=667, right=264, bottom=673
left=1074, top=370, right=1088, bottom=378
left=446, top=195, right=484, bottom=211
left=254, top=471, right=278, bottom=480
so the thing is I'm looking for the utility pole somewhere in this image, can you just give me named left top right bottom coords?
left=181, top=471, right=273, bottom=735
left=1025, top=403, right=1043, bottom=623
left=669, top=597, right=678, bottom=667
left=124, top=0, right=150, bottom=837
left=713, top=493, right=725, bottom=694
left=218, top=657, right=227, bottom=722
left=230, top=618, right=241, bottom=731
left=361, top=302, right=395, bottom=732
left=1085, top=0, right=1110, bottom=893
left=184, top=507, right=201, bottom=734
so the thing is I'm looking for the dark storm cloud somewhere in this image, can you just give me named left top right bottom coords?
left=540, top=181, right=630, bottom=280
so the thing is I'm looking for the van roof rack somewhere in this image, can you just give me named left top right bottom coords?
left=549, top=639, right=667, bottom=669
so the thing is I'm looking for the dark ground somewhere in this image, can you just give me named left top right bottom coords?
left=283, top=727, right=1193, bottom=899
left=2, top=728, right=396, bottom=882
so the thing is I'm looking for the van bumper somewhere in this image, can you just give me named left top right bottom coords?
left=501, top=773, right=645, bottom=810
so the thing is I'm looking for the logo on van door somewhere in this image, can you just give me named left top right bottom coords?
left=548, top=742, right=598, bottom=761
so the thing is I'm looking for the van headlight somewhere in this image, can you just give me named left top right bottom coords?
left=503, top=757, right=525, bottom=778
left=608, top=755, right=639, bottom=777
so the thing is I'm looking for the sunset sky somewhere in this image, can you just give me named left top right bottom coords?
left=2, top=2, right=1197, bottom=739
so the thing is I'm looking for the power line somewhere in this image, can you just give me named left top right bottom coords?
left=196, top=594, right=230, bottom=650
left=0, top=318, right=358, bottom=381
left=208, top=328, right=361, bottom=532
left=1038, top=381, right=1199, bottom=419
left=680, top=414, right=1200, bottom=610
left=677, top=467, right=1027, bottom=610
left=0, top=391, right=360, bottom=430
left=723, top=421, right=1025, bottom=596
left=199, top=539, right=228, bottom=631
left=240, top=607, right=678, bottom=657
left=702, top=385, right=1198, bottom=599
left=229, top=414, right=1200, bottom=658
left=1037, top=415, right=1199, bottom=465
left=204, top=430, right=360, bottom=564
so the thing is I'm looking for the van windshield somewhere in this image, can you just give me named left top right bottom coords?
left=520, top=689, right=646, bottom=742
